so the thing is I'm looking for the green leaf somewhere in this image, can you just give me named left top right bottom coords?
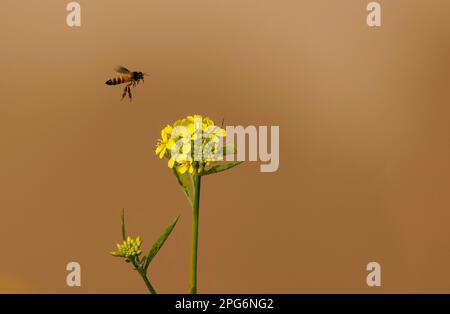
left=172, top=168, right=193, bottom=207
left=139, top=256, right=147, bottom=269
left=202, top=161, right=243, bottom=176
left=121, top=208, right=127, bottom=241
left=144, top=216, right=180, bottom=272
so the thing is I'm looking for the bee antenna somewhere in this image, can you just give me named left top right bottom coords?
left=144, top=73, right=150, bottom=76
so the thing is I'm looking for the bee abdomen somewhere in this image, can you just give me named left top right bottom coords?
left=105, top=76, right=127, bottom=85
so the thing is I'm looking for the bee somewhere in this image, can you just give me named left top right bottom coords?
left=105, top=66, right=148, bottom=101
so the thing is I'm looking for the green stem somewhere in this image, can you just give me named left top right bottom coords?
left=189, top=174, right=202, bottom=294
left=139, top=271, right=157, bottom=294
left=132, top=260, right=157, bottom=294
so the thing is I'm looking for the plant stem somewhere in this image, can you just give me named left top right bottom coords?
left=139, top=270, right=157, bottom=294
left=132, top=260, right=157, bottom=294
left=190, top=174, right=202, bottom=294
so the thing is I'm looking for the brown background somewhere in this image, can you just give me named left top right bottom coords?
left=1, top=0, right=450, bottom=293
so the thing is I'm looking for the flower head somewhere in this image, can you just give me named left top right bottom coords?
left=111, top=236, right=143, bottom=261
left=155, top=115, right=227, bottom=174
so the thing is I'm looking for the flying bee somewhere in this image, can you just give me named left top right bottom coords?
left=105, top=66, right=148, bottom=101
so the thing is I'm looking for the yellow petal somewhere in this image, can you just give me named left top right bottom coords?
left=177, top=163, right=188, bottom=174
left=168, top=157, right=175, bottom=168
left=164, top=125, right=173, bottom=134
left=182, top=143, right=191, bottom=154
left=176, top=153, right=189, bottom=163
left=155, top=144, right=163, bottom=155
left=188, top=124, right=194, bottom=135
left=159, top=147, right=166, bottom=159
left=166, top=138, right=175, bottom=150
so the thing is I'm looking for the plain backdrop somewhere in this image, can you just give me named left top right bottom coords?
left=1, top=0, right=450, bottom=293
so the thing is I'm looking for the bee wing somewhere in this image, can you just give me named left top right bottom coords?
left=114, top=66, right=131, bottom=75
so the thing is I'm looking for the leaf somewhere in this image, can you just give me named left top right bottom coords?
left=139, top=256, right=147, bottom=268
left=121, top=208, right=127, bottom=241
left=144, top=216, right=180, bottom=272
left=202, top=161, right=243, bottom=176
left=172, top=168, right=193, bottom=207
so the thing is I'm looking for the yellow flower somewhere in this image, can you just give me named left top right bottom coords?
left=177, top=160, right=195, bottom=174
left=167, top=138, right=191, bottom=169
left=155, top=115, right=227, bottom=174
left=204, top=125, right=226, bottom=142
left=155, top=125, right=175, bottom=159
left=111, top=236, right=143, bottom=261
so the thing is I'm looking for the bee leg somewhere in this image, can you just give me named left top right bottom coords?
left=121, top=86, right=128, bottom=101
left=128, top=85, right=132, bottom=101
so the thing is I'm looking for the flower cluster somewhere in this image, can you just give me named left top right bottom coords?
left=111, top=236, right=143, bottom=261
left=155, top=115, right=227, bottom=174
